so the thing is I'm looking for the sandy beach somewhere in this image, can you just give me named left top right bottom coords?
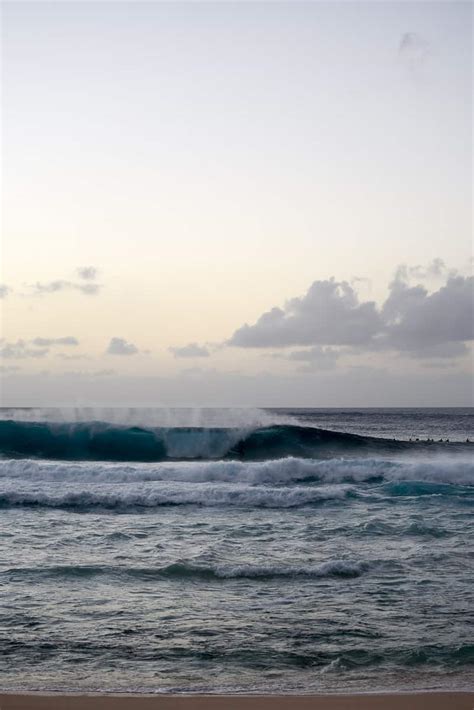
left=0, top=693, right=473, bottom=710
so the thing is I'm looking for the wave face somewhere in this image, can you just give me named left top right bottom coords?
left=0, top=419, right=471, bottom=462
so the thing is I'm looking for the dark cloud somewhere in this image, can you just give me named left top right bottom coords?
left=32, top=336, right=79, bottom=347
left=169, top=343, right=210, bottom=358
left=106, top=337, right=139, bottom=356
left=228, top=265, right=474, bottom=362
left=229, top=279, right=382, bottom=348
left=0, top=340, right=49, bottom=359
left=77, top=266, right=98, bottom=281
left=0, top=285, right=11, bottom=299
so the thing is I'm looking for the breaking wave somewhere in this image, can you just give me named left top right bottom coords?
left=0, top=456, right=472, bottom=486
left=0, top=481, right=353, bottom=510
left=0, top=419, right=471, bottom=462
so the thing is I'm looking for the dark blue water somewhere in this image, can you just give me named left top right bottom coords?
left=0, top=408, right=472, bottom=693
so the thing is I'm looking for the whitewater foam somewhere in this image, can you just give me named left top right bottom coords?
left=1, top=456, right=472, bottom=485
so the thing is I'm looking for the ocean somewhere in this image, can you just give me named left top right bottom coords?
left=0, top=407, right=472, bottom=694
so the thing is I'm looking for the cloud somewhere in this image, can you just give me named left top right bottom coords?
left=0, top=285, right=11, bottom=299
left=407, top=258, right=446, bottom=280
left=381, top=273, right=474, bottom=357
left=169, top=343, right=210, bottom=358
left=228, top=264, right=474, bottom=363
left=106, top=337, right=139, bottom=356
left=0, top=340, right=49, bottom=359
left=229, top=279, right=382, bottom=348
left=398, top=32, right=430, bottom=77
left=26, top=267, right=102, bottom=297
left=32, top=336, right=79, bottom=347
left=63, top=369, right=115, bottom=377
left=30, top=280, right=100, bottom=296
left=56, top=353, right=90, bottom=361
left=77, top=266, right=98, bottom=280
left=286, top=346, right=340, bottom=372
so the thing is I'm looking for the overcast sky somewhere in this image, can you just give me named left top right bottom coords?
left=1, top=1, right=472, bottom=406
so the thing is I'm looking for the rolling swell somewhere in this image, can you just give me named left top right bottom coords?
left=4, top=559, right=368, bottom=581
left=0, top=419, right=469, bottom=462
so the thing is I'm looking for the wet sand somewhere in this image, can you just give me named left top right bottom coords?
left=0, top=693, right=473, bottom=710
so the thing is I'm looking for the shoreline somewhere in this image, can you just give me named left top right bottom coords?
left=0, top=692, right=473, bottom=710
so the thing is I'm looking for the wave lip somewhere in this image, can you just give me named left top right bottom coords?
left=0, top=419, right=472, bottom=463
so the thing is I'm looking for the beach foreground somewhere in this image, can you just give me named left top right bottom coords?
left=0, top=693, right=473, bottom=710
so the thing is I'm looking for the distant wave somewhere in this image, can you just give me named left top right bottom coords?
left=0, top=419, right=471, bottom=462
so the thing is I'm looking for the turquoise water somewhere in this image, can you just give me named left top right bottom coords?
left=0, top=408, right=472, bottom=693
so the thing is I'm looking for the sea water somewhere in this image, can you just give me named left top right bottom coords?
left=0, top=407, right=472, bottom=694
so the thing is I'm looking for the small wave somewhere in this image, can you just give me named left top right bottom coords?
left=4, top=559, right=368, bottom=582
left=1, top=419, right=471, bottom=463
left=0, top=481, right=352, bottom=510
left=168, top=559, right=368, bottom=580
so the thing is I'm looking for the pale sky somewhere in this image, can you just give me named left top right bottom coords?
left=1, top=1, right=473, bottom=406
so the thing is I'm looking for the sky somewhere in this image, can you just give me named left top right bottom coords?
left=1, top=0, right=473, bottom=406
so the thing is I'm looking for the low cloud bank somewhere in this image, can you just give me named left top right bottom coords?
left=228, top=262, right=473, bottom=362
